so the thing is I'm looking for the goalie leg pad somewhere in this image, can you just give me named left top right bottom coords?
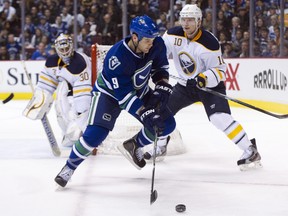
left=55, top=81, right=75, bottom=132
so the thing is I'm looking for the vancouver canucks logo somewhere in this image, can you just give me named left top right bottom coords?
left=178, top=52, right=196, bottom=75
left=109, top=56, right=121, bottom=70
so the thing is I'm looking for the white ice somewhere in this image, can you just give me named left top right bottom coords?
left=1, top=101, right=288, bottom=216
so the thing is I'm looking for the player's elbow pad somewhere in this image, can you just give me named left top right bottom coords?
left=23, top=88, right=53, bottom=120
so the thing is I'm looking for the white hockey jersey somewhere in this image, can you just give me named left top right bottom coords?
left=36, top=51, right=92, bottom=114
left=163, top=26, right=227, bottom=88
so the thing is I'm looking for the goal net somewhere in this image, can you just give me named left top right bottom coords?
left=91, top=43, right=186, bottom=156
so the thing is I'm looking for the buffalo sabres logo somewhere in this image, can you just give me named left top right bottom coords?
left=178, top=52, right=196, bottom=75
left=109, top=56, right=121, bottom=70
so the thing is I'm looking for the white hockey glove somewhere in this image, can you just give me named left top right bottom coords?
left=23, top=88, right=53, bottom=120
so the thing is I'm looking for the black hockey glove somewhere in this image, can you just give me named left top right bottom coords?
left=147, top=81, right=173, bottom=110
left=186, top=73, right=207, bottom=89
left=139, top=107, right=165, bottom=135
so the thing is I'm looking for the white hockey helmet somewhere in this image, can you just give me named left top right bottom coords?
left=54, top=34, right=74, bottom=65
left=180, top=4, right=202, bottom=21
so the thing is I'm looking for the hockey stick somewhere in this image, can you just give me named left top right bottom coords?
left=169, top=74, right=288, bottom=119
left=150, top=127, right=158, bottom=205
left=22, top=61, right=61, bottom=157
left=1, top=93, right=14, bottom=104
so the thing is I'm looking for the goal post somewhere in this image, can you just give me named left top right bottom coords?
left=90, top=43, right=186, bottom=156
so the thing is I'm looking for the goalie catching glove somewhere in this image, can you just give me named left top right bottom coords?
left=147, top=80, right=173, bottom=110
left=23, top=88, right=53, bottom=120
left=187, top=73, right=207, bottom=89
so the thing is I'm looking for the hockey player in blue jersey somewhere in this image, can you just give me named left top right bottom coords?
left=55, top=15, right=176, bottom=187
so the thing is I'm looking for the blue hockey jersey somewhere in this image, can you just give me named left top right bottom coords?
left=95, top=36, right=169, bottom=115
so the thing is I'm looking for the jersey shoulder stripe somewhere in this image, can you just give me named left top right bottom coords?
left=196, top=29, right=220, bottom=51
left=45, top=52, right=87, bottom=75
left=67, top=52, right=87, bottom=75
left=45, top=54, right=59, bottom=67
left=166, top=26, right=185, bottom=37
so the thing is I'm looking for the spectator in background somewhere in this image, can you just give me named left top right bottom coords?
left=6, top=33, right=21, bottom=60
left=273, top=26, right=280, bottom=46
left=147, top=0, right=159, bottom=20
left=237, top=6, right=249, bottom=31
left=284, top=28, right=288, bottom=43
left=243, top=30, right=249, bottom=41
left=31, top=42, right=49, bottom=60
left=202, top=9, right=212, bottom=32
left=223, top=41, right=238, bottom=58
left=31, top=28, right=43, bottom=48
left=230, top=16, right=241, bottom=42
left=24, top=15, right=36, bottom=35
left=255, top=17, right=265, bottom=39
left=268, top=14, right=278, bottom=41
left=77, top=26, right=93, bottom=54
left=102, top=0, right=122, bottom=24
left=30, top=6, right=40, bottom=26
left=51, top=15, right=68, bottom=40
left=43, top=8, right=55, bottom=24
left=157, top=12, right=168, bottom=36
left=0, top=45, right=9, bottom=60
left=283, top=42, right=288, bottom=57
left=0, top=0, right=16, bottom=22
left=40, top=35, right=54, bottom=55
left=238, top=40, right=249, bottom=58
left=88, top=4, right=102, bottom=27
left=232, top=29, right=243, bottom=54
left=0, top=28, right=8, bottom=46
left=97, top=13, right=117, bottom=45
left=37, top=16, right=51, bottom=39
left=258, top=27, right=269, bottom=56
left=167, top=0, right=182, bottom=23
left=218, top=30, right=229, bottom=52
left=217, top=9, right=230, bottom=31
left=61, top=7, right=73, bottom=29
left=270, top=44, right=279, bottom=58
left=128, top=0, right=147, bottom=22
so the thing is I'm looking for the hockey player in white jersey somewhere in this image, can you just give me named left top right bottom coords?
left=23, top=34, right=92, bottom=147
left=163, top=4, right=262, bottom=171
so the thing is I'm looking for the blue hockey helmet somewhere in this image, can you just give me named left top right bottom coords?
left=129, top=15, right=159, bottom=41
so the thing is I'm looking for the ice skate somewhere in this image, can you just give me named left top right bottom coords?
left=144, top=136, right=170, bottom=160
left=237, top=138, right=262, bottom=171
left=117, top=136, right=146, bottom=170
left=55, top=165, right=74, bottom=187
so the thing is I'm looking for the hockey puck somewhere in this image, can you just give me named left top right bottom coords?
left=175, top=204, right=186, bottom=213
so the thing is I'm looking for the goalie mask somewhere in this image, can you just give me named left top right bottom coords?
left=54, top=34, right=74, bottom=65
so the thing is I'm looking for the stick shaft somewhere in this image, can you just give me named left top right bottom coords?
left=22, top=61, right=61, bottom=156
left=150, top=129, right=158, bottom=204
left=169, top=74, right=288, bottom=119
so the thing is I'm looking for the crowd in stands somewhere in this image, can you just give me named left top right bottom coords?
left=0, top=0, right=287, bottom=61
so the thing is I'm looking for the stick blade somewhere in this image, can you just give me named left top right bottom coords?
left=2, top=93, right=14, bottom=104
left=150, top=190, right=158, bottom=205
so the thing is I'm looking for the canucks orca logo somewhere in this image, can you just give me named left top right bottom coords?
left=133, top=61, right=152, bottom=89
left=178, top=52, right=196, bottom=75
left=109, top=56, right=121, bottom=70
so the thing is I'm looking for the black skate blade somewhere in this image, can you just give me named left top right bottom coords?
left=150, top=190, right=158, bottom=205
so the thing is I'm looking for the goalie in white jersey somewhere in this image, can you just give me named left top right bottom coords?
left=163, top=4, right=262, bottom=170
left=23, top=34, right=92, bottom=147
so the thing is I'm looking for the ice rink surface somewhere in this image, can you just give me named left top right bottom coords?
left=1, top=100, right=288, bottom=216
